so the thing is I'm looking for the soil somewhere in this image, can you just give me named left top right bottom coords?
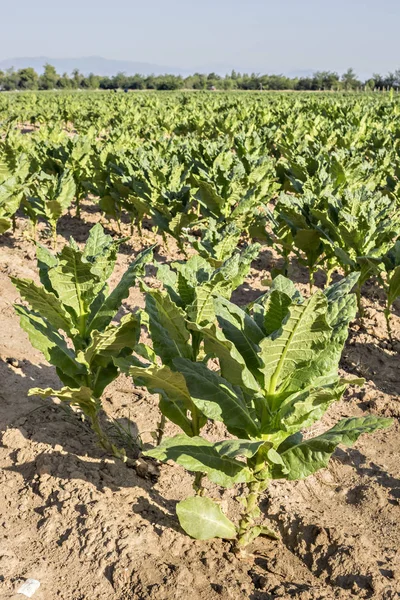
left=0, top=205, right=399, bottom=600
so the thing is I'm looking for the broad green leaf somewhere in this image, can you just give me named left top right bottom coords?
left=48, top=245, right=97, bottom=325
left=260, top=292, right=331, bottom=395
left=121, top=361, right=195, bottom=436
left=145, top=289, right=192, bottom=366
left=87, top=245, right=154, bottom=333
left=273, top=416, right=392, bottom=480
left=14, top=305, right=86, bottom=384
left=144, top=434, right=253, bottom=487
left=36, top=243, right=58, bottom=293
left=193, top=321, right=259, bottom=392
left=84, top=313, right=141, bottom=366
left=187, top=283, right=217, bottom=326
left=173, top=358, right=260, bottom=438
left=270, top=275, right=303, bottom=303
left=83, top=222, right=113, bottom=262
left=263, top=290, right=292, bottom=335
left=214, top=439, right=266, bottom=459
left=0, top=217, right=11, bottom=234
left=195, top=179, right=225, bottom=216
left=28, top=385, right=99, bottom=417
left=11, top=277, right=73, bottom=335
left=215, top=296, right=264, bottom=350
left=176, top=497, right=236, bottom=540
left=83, top=222, right=118, bottom=283
left=271, top=382, right=348, bottom=434
left=324, top=272, right=360, bottom=303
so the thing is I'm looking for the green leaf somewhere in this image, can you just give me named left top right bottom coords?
left=270, top=275, right=303, bottom=303
left=48, top=245, right=97, bottom=324
left=214, top=297, right=264, bottom=375
left=144, top=434, right=253, bottom=487
left=273, top=416, right=393, bottom=480
left=36, top=243, right=58, bottom=293
left=187, top=283, right=217, bottom=326
left=173, top=358, right=260, bottom=438
left=324, top=272, right=360, bottom=303
left=176, top=496, right=237, bottom=540
left=263, top=290, right=292, bottom=335
left=11, top=277, right=73, bottom=335
left=193, top=321, right=259, bottom=392
left=214, top=439, right=266, bottom=459
left=84, top=313, right=141, bottom=366
left=28, top=386, right=98, bottom=417
left=195, top=179, right=225, bottom=216
left=87, top=245, right=154, bottom=333
left=14, top=305, right=86, bottom=385
left=145, top=289, right=193, bottom=366
left=0, top=217, right=11, bottom=234
left=83, top=223, right=118, bottom=283
left=260, top=292, right=331, bottom=395
left=120, top=361, right=195, bottom=436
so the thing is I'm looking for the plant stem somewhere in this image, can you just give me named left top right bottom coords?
left=90, top=411, right=114, bottom=453
left=325, top=266, right=334, bottom=288
left=309, top=268, right=314, bottom=295
left=236, top=481, right=263, bottom=549
left=52, top=226, right=57, bottom=250
left=156, top=413, right=166, bottom=445
left=384, top=306, right=393, bottom=341
left=193, top=472, right=204, bottom=495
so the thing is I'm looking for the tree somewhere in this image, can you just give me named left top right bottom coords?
left=2, top=68, right=19, bottom=91
left=39, top=63, right=58, bottom=90
left=17, top=67, right=39, bottom=90
left=71, top=68, right=83, bottom=88
left=84, top=73, right=100, bottom=89
left=341, top=68, right=360, bottom=90
left=57, top=72, right=73, bottom=89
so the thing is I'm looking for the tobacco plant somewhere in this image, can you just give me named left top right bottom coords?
left=13, top=224, right=153, bottom=457
left=144, top=274, right=392, bottom=548
left=22, top=169, right=76, bottom=245
left=117, top=243, right=260, bottom=445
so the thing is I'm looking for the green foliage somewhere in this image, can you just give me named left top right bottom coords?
left=12, top=224, right=153, bottom=455
left=117, top=243, right=260, bottom=440
left=144, top=275, right=392, bottom=546
left=23, top=169, right=76, bottom=237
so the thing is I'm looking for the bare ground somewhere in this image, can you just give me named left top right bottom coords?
left=0, top=206, right=399, bottom=600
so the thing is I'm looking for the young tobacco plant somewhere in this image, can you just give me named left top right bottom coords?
left=22, top=169, right=76, bottom=246
left=184, top=219, right=242, bottom=267
left=12, top=223, right=154, bottom=457
left=144, top=273, right=392, bottom=549
left=116, top=243, right=260, bottom=450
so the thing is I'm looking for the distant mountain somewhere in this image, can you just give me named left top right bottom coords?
left=0, top=56, right=185, bottom=76
left=0, top=56, right=326, bottom=79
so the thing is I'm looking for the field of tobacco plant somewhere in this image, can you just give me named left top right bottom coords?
left=0, top=90, right=399, bottom=599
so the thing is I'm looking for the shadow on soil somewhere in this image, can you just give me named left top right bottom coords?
left=0, top=358, right=182, bottom=535
left=342, top=341, right=400, bottom=395
left=335, top=446, right=400, bottom=503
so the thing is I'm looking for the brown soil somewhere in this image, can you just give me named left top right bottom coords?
left=0, top=206, right=399, bottom=600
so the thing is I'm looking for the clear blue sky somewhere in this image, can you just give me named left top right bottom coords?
left=2, top=0, right=399, bottom=75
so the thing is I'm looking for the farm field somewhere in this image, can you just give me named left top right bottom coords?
left=0, top=91, right=399, bottom=600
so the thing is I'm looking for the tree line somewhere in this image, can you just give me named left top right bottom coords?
left=1, top=63, right=400, bottom=92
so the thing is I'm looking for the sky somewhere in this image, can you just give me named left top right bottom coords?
left=1, top=0, right=400, bottom=76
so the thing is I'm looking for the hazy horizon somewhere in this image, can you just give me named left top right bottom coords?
left=2, top=0, right=400, bottom=76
